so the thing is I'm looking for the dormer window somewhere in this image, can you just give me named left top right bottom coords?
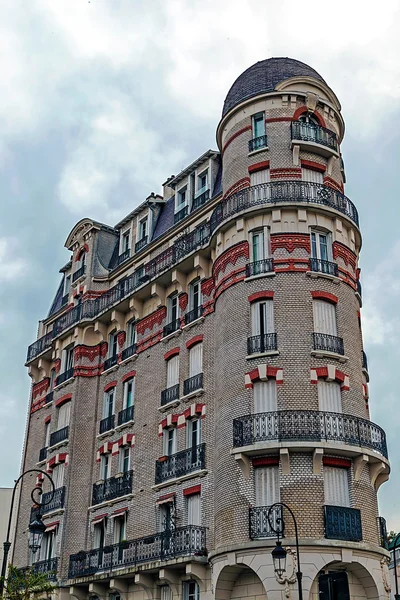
left=175, top=186, right=189, bottom=223
left=298, top=112, right=319, bottom=125
left=139, top=218, right=147, bottom=241
left=197, top=171, right=208, bottom=196
left=122, top=231, right=130, bottom=253
left=178, top=187, right=187, bottom=208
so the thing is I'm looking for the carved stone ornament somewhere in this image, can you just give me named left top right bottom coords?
left=381, top=557, right=391, bottom=594
left=275, top=547, right=297, bottom=598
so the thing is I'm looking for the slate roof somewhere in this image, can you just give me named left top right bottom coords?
left=47, top=278, right=64, bottom=317
left=222, top=57, right=326, bottom=117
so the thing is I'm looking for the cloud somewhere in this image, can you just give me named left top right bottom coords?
left=0, top=239, right=28, bottom=282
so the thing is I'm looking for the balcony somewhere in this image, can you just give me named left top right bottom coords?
left=362, top=350, right=368, bottom=372
left=27, top=331, right=53, bottom=362
left=155, top=443, right=206, bottom=484
left=324, top=505, right=362, bottom=541
left=61, top=294, right=69, bottom=307
left=116, top=249, right=130, bottom=267
left=53, top=304, right=82, bottom=337
left=121, top=344, right=136, bottom=361
left=248, top=135, right=268, bottom=152
left=103, top=354, right=118, bottom=371
left=68, top=525, right=206, bottom=579
left=312, top=332, right=344, bottom=356
left=118, top=405, right=134, bottom=426
left=174, top=205, right=189, bottom=224
left=183, top=373, right=203, bottom=396
left=55, top=367, right=74, bottom=387
left=247, top=333, right=278, bottom=355
left=38, top=447, right=47, bottom=462
left=246, top=258, right=274, bottom=278
left=30, top=558, right=58, bottom=581
left=184, top=306, right=203, bottom=325
left=135, top=236, right=148, bottom=253
left=92, top=470, right=133, bottom=505
left=309, top=258, right=339, bottom=277
left=45, top=391, right=53, bottom=404
left=192, top=189, right=210, bottom=211
left=232, top=410, right=388, bottom=458
left=40, top=486, right=66, bottom=514
left=378, top=516, right=389, bottom=549
left=72, top=265, right=86, bottom=283
left=161, top=384, right=180, bottom=407
left=163, top=319, right=181, bottom=338
left=99, top=414, right=115, bottom=434
left=249, top=505, right=282, bottom=540
left=291, top=121, right=338, bottom=156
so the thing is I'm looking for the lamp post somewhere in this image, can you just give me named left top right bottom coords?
left=392, top=533, right=400, bottom=600
left=267, top=502, right=303, bottom=600
left=0, top=469, right=55, bottom=595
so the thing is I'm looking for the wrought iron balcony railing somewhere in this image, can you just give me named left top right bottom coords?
left=68, top=525, right=206, bottom=579
left=246, top=258, right=274, bottom=277
left=116, top=249, right=130, bottom=267
left=53, top=304, right=82, bottom=337
left=40, top=486, right=66, bottom=514
left=118, top=405, right=134, bottom=426
left=28, top=558, right=58, bottom=581
left=312, top=332, right=344, bottom=355
left=192, top=189, right=210, bottom=211
left=362, top=350, right=368, bottom=372
left=248, top=135, right=268, bottom=152
left=103, top=354, right=118, bottom=371
left=135, top=236, right=148, bottom=253
left=184, top=305, right=203, bottom=325
left=324, top=505, right=362, bottom=541
left=247, top=333, right=277, bottom=355
left=38, top=447, right=47, bottom=462
left=249, top=505, right=282, bottom=540
left=61, top=294, right=69, bottom=307
left=309, top=258, right=339, bottom=277
left=45, top=391, right=53, bottom=404
left=49, top=426, right=69, bottom=447
left=161, top=384, right=180, bottom=406
left=55, top=367, right=74, bottom=386
left=92, top=470, right=133, bottom=505
left=27, top=331, right=53, bottom=362
left=155, top=443, right=206, bottom=484
left=233, top=410, right=388, bottom=458
left=174, top=205, right=189, bottom=224
left=378, top=516, right=389, bottom=549
left=121, top=344, right=136, bottom=361
left=183, top=373, right=203, bottom=396
left=72, top=265, right=86, bottom=282
left=291, top=121, right=338, bottom=152
left=99, top=414, right=115, bottom=434
left=163, top=319, right=181, bottom=338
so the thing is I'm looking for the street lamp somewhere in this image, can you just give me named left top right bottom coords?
left=0, top=469, right=55, bottom=595
left=267, top=502, right=303, bottom=600
left=392, top=532, right=400, bottom=600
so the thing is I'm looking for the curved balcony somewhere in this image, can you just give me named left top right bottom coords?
left=233, top=410, right=388, bottom=458
left=312, top=332, right=344, bottom=356
left=248, top=134, right=268, bottom=152
left=291, top=121, right=338, bottom=156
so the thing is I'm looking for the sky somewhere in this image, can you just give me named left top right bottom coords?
left=1, top=0, right=400, bottom=530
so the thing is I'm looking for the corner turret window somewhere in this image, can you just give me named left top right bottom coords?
left=249, top=113, right=267, bottom=152
left=310, top=230, right=334, bottom=274
left=298, top=112, right=319, bottom=125
left=324, top=466, right=350, bottom=507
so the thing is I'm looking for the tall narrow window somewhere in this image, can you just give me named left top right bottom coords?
left=62, top=345, right=74, bottom=373
left=123, top=378, right=135, bottom=409
left=93, top=520, right=106, bottom=549
left=118, top=446, right=130, bottom=473
left=254, top=465, right=280, bottom=536
left=40, top=529, right=56, bottom=562
left=318, top=380, right=342, bottom=413
left=251, top=300, right=275, bottom=336
left=127, top=320, right=136, bottom=347
left=159, top=503, right=173, bottom=532
left=139, top=217, right=147, bottom=240
left=163, top=428, right=177, bottom=456
left=100, top=454, right=110, bottom=480
left=103, top=389, right=115, bottom=419
left=160, top=586, right=173, bottom=600
left=189, top=343, right=203, bottom=378
left=49, top=368, right=56, bottom=390
left=252, top=113, right=265, bottom=139
left=57, top=401, right=71, bottom=429
left=52, top=463, right=65, bottom=489
left=189, top=279, right=202, bottom=312
left=187, top=418, right=202, bottom=448
left=122, top=231, right=130, bottom=253
left=108, top=332, right=118, bottom=357
left=64, top=275, right=71, bottom=296
left=302, top=167, right=323, bottom=184
left=310, top=230, right=334, bottom=275
left=44, top=421, right=51, bottom=448
left=313, top=299, right=337, bottom=336
left=251, top=230, right=266, bottom=263
left=167, top=293, right=179, bottom=324
left=186, top=493, right=201, bottom=525
left=113, top=514, right=126, bottom=543
left=177, top=187, right=187, bottom=209
left=197, top=171, right=208, bottom=195
left=80, top=251, right=86, bottom=269
left=183, top=581, right=200, bottom=600
left=167, top=355, right=179, bottom=388
left=324, top=466, right=350, bottom=507
left=319, top=572, right=350, bottom=600
left=250, top=168, right=270, bottom=186
left=253, top=381, right=277, bottom=413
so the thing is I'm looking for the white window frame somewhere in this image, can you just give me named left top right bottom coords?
left=93, top=520, right=106, bottom=549
left=40, top=528, right=57, bottom=561
left=108, top=331, right=118, bottom=357
left=186, top=418, right=202, bottom=448
left=250, top=228, right=270, bottom=263
left=313, top=299, right=337, bottom=336
left=251, top=299, right=275, bottom=336
left=317, top=380, right=342, bottom=413
left=118, top=446, right=130, bottom=473
left=163, top=428, right=177, bottom=456
left=324, top=466, right=350, bottom=507
left=44, top=422, right=51, bottom=447
left=160, top=586, right=173, bottom=600
left=103, top=389, right=115, bottom=418
left=121, top=230, right=130, bottom=253
left=189, top=343, right=203, bottom=378
left=252, top=112, right=265, bottom=139
left=123, top=378, right=135, bottom=409
left=57, top=401, right=71, bottom=429
left=127, top=320, right=136, bottom=347
left=310, top=229, right=332, bottom=262
left=188, top=279, right=202, bottom=312
left=63, top=274, right=71, bottom=295
left=302, top=167, right=324, bottom=184
left=138, top=217, right=148, bottom=241
left=100, top=453, right=110, bottom=480
left=166, top=355, right=179, bottom=388
left=52, top=463, right=65, bottom=489
left=183, top=581, right=200, bottom=600
left=176, top=186, right=188, bottom=212
left=62, top=345, right=74, bottom=373
left=253, top=380, right=277, bottom=413
left=113, top=513, right=127, bottom=543
left=195, top=170, right=208, bottom=198
left=167, top=293, right=179, bottom=323
left=186, top=493, right=201, bottom=525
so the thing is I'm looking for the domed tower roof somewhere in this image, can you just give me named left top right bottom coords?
left=222, top=57, right=326, bottom=117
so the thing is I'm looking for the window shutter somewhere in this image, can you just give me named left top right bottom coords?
left=58, top=402, right=71, bottom=428
left=255, top=466, right=279, bottom=507
left=317, top=381, right=342, bottom=413
left=264, top=300, right=274, bottom=333
left=252, top=300, right=274, bottom=335
left=187, top=494, right=201, bottom=525
left=253, top=381, right=277, bottom=413
left=313, top=299, right=337, bottom=336
left=324, top=466, right=350, bottom=507
left=189, top=343, right=203, bottom=377
left=251, top=302, right=261, bottom=335
left=250, top=169, right=270, bottom=186
left=52, top=463, right=64, bottom=488
left=302, top=168, right=323, bottom=184
left=167, top=355, right=179, bottom=387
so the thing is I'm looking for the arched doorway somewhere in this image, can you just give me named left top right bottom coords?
left=215, top=565, right=267, bottom=600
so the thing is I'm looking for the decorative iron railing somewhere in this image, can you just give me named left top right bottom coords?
left=362, top=350, right=368, bottom=372
left=103, top=354, right=118, bottom=371
left=174, top=205, right=189, bottom=224
left=118, top=405, right=134, bottom=425
left=61, top=294, right=69, bottom=307
left=116, top=249, right=130, bottom=267
left=249, top=505, right=282, bottom=540
left=92, top=470, right=133, bottom=505
left=55, top=367, right=74, bottom=387
left=161, top=384, right=180, bottom=407
left=68, top=525, right=206, bottom=579
left=184, top=306, right=203, bottom=325
left=291, top=121, right=338, bottom=152
left=233, top=410, right=388, bottom=458
left=163, top=319, right=181, bottom=338
left=40, top=486, right=65, bottom=514
left=309, top=258, right=339, bottom=277
left=45, top=391, right=53, bottom=404
left=155, top=443, right=206, bottom=484
left=324, top=505, right=362, bottom=541
left=135, top=236, right=148, bottom=253
left=38, top=447, right=47, bottom=462
left=28, top=558, right=58, bottom=581
left=192, top=189, right=210, bottom=211
left=312, top=332, right=344, bottom=355
left=27, top=331, right=53, bottom=362
left=183, top=373, right=203, bottom=396
left=49, top=426, right=69, bottom=447
left=378, top=516, right=389, bottom=549
left=246, top=258, right=274, bottom=277
left=99, top=414, right=115, bottom=434
left=247, top=333, right=277, bottom=355
left=248, top=135, right=268, bottom=152
left=72, top=265, right=86, bottom=282
left=121, top=344, right=137, bottom=361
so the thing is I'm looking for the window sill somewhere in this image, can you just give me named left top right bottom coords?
left=248, top=147, right=269, bottom=157
left=36, top=458, right=47, bottom=467
left=53, top=377, right=74, bottom=392
left=158, top=400, right=180, bottom=413
left=180, top=389, right=204, bottom=403
left=290, top=139, right=339, bottom=159
left=96, top=429, right=116, bottom=440
left=88, top=493, right=135, bottom=512
left=306, top=271, right=340, bottom=284
left=47, top=439, right=69, bottom=453
left=71, top=274, right=86, bottom=286
left=182, top=317, right=204, bottom=330
left=119, top=354, right=138, bottom=366
left=102, top=364, right=119, bottom=375
left=115, top=420, right=135, bottom=431
left=151, top=469, right=208, bottom=491
left=246, top=350, right=279, bottom=360
left=161, top=329, right=182, bottom=343
left=41, top=508, right=65, bottom=519
left=244, top=272, right=276, bottom=282
left=311, top=350, right=348, bottom=363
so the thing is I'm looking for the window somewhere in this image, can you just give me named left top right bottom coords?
left=167, top=355, right=179, bottom=388
left=160, top=586, right=173, bottom=600
left=167, top=293, right=179, bottom=324
left=251, top=300, right=275, bottom=337
left=251, top=229, right=269, bottom=263
left=63, top=275, right=71, bottom=295
left=189, top=343, right=203, bottom=378
left=40, top=529, right=56, bottom=561
left=311, top=230, right=332, bottom=263
left=127, top=320, right=136, bottom=347
left=187, top=418, right=202, bottom=448
left=44, top=422, right=51, bottom=448
left=113, top=514, right=126, bottom=543
left=163, top=428, right=176, bottom=456
left=319, top=571, right=350, bottom=600
left=318, top=380, right=342, bottom=413
left=183, top=581, right=200, bottom=600
left=324, top=466, right=350, bottom=507
left=302, top=167, right=323, bottom=184
left=159, top=503, right=173, bottom=532
left=62, top=345, right=74, bottom=373
left=49, top=368, right=56, bottom=390
left=299, top=112, right=319, bottom=125
left=123, top=378, right=135, bottom=409
left=186, top=493, right=201, bottom=525
left=255, top=466, right=280, bottom=535
left=313, top=299, right=337, bottom=336
left=122, top=231, right=130, bottom=253
left=188, top=279, right=202, bottom=312
left=108, top=331, right=118, bottom=357
left=253, top=381, right=277, bottom=413
left=103, top=389, right=115, bottom=419
left=52, top=463, right=65, bottom=489
left=177, top=186, right=187, bottom=209
left=139, top=217, right=147, bottom=240
left=93, top=520, right=106, bottom=549
left=119, top=446, right=130, bottom=473
left=57, top=401, right=71, bottom=429
left=252, top=113, right=265, bottom=139
left=250, top=169, right=270, bottom=186
left=100, top=454, right=110, bottom=480
left=197, top=171, right=208, bottom=195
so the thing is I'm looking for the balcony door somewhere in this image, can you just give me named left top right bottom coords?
left=324, top=466, right=350, bottom=507
left=255, top=466, right=280, bottom=536
left=313, top=299, right=337, bottom=336
left=40, top=529, right=56, bottom=562
left=319, top=572, right=350, bottom=600
left=251, top=300, right=275, bottom=337
left=253, top=381, right=277, bottom=439
left=302, top=168, right=323, bottom=184
left=311, top=231, right=332, bottom=266
left=189, top=343, right=203, bottom=378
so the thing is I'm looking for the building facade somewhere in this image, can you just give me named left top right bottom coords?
left=0, top=488, right=13, bottom=565
left=13, top=57, right=391, bottom=600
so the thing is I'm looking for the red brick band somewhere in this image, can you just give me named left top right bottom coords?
left=55, top=393, right=72, bottom=407
left=183, top=484, right=201, bottom=496
left=248, top=291, right=274, bottom=303
left=311, top=291, right=338, bottom=304
left=323, top=456, right=351, bottom=468
left=186, top=335, right=204, bottom=350
left=122, top=371, right=136, bottom=383
left=301, top=159, right=326, bottom=172
left=252, top=456, right=280, bottom=467
left=164, top=348, right=180, bottom=360
left=104, top=381, right=117, bottom=392
left=248, top=160, right=270, bottom=174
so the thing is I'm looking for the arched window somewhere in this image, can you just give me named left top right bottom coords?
left=298, top=111, right=320, bottom=126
